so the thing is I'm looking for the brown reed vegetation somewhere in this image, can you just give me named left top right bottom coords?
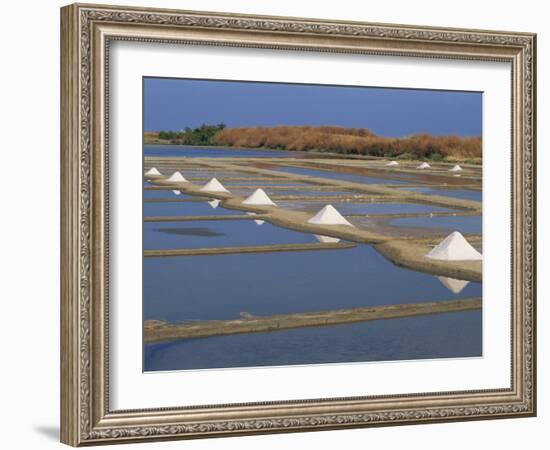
left=212, top=126, right=482, bottom=161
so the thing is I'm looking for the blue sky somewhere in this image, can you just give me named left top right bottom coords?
left=143, top=77, right=482, bottom=137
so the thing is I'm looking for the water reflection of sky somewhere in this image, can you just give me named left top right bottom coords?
left=143, top=201, right=240, bottom=217
left=143, top=246, right=481, bottom=322
left=143, top=190, right=199, bottom=199
left=144, top=220, right=317, bottom=250
left=144, top=309, right=481, bottom=371
left=222, top=182, right=309, bottom=187
left=272, top=166, right=412, bottom=185
left=399, top=187, right=482, bottom=202
left=142, top=150, right=483, bottom=371
left=270, top=189, right=355, bottom=197
left=143, top=243, right=482, bottom=371
left=390, top=215, right=482, bottom=234
left=186, top=174, right=280, bottom=181
left=277, top=201, right=455, bottom=215
left=233, top=189, right=354, bottom=198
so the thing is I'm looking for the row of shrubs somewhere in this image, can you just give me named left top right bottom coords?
left=155, top=123, right=227, bottom=145
left=212, top=126, right=481, bottom=160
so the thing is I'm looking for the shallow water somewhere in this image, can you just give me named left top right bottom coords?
left=186, top=173, right=280, bottom=180
left=174, top=175, right=278, bottom=184
left=144, top=310, right=482, bottom=371
left=399, top=187, right=482, bottom=202
left=143, top=147, right=483, bottom=371
left=276, top=201, right=456, bottom=215
left=267, top=189, right=355, bottom=197
left=143, top=200, right=241, bottom=217
left=232, top=189, right=356, bottom=198
left=144, top=219, right=317, bottom=250
left=390, top=215, right=482, bottom=234
left=222, top=182, right=310, bottom=187
left=271, top=165, right=412, bottom=185
left=143, top=246, right=481, bottom=322
left=143, top=190, right=204, bottom=199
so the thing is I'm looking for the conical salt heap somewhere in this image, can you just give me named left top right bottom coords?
left=208, top=199, right=220, bottom=209
left=425, top=231, right=482, bottom=261
left=200, top=178, right=230, bottom=193
left=145, top=167, right=161, bottom=176
left=167, top=171, right=188, bottom=182
left=437, top=276, right=470, bottom=294
left=315, top=234, right=341, bottom=244
left=386, top=161, right=399, bottom=167
left=242, top=188, right=277, bottom=206
left=417, top=162, right=431, bottom=169
left=449, top=164, right=463, bottom=172
left=307, top=205, right=353, bottom=226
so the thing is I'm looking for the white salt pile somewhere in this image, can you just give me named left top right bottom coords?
left=167, top=171, right=188, bottom=182
left=437, top=276, right=470, bottom=294
left=416, top=162, right=431, bottom=169
left=307, top=205, right=353, bottom=226
left=242, top=188, right=276, bottom=206
left=386, top=161, right=399, bottom=167
left=449, top=165, right=463, bottom=172
left=425, top=231, right=482, bottom=261
left=145, top=167, right=161, bottom=176
left=315, top=234, right=341, bottom=244
left=200, top=178, right=230, bottom=193
left=208, top=200, right=220, bottom=209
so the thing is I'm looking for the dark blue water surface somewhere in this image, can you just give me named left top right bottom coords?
left=276, top=201, right=455, bottom=215
left=144, top=190, right=202, bottom=199
left=143, top=147, right=483, bottom=371
left=144, top=219, right=317, bottom=250
left=271, top=166, right=412, bottom=185
left=143, top=200, right=240, bottom=217
left=145, top=145, right=309, bottom=158
left=143, top=246, right=481, bottom=322
left=232, top=189, right=355, bottom=198
left=223, top=182, right=309, bottom=187
left=400, top=187, right=482, bottom=202
left=390, top=215, right=482, bottom=234
left=267, top=189, right=354, bottom=197
left=186, top=174, right=279, bottom=181
left=144, top=310, right=482, bottom=371
left=143, top=245, right=481, bottom=370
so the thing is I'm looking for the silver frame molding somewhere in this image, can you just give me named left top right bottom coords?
left=60, top=3, right=536, bottom=446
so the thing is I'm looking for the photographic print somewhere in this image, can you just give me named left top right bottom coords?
left=61, top=5, right=536, bottom=444
left=142, top=78, right=483, bottom=372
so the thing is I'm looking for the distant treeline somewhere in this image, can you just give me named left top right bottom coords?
left=213, top=126, right=482, bottom=161
left=145, top=124, right=481, bottom=161
left=152, top=123, right=226, bottom=145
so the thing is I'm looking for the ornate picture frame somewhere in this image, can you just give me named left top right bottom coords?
left=60, top=3, right=536, bottom=446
